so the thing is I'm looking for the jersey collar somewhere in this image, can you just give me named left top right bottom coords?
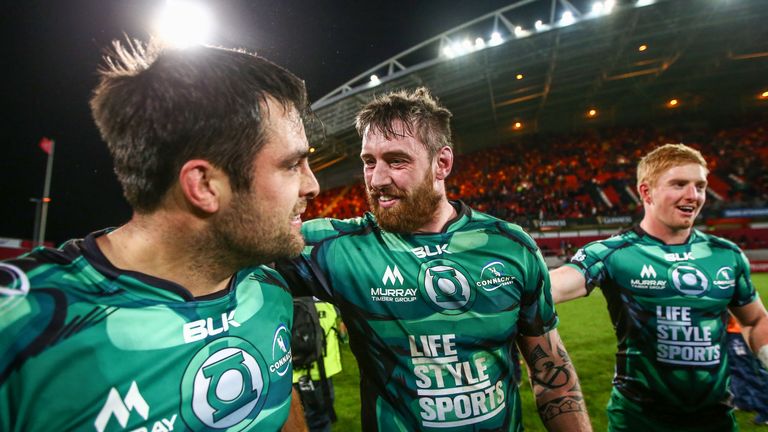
left=80, top=229, right=233, bottom=302
left=632, top=224, right=697, bottom=246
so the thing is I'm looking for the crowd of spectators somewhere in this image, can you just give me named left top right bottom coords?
left=304, top=117, right=768, bottom=230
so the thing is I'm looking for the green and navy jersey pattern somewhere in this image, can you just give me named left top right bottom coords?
left=566, top=226, right=756, bottom=415
left=0, top=231, right=295, bottom=432
left=278, top=202, right=557, bottom=431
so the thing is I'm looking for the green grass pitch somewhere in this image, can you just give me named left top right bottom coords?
left=330, top=273, right=768, bottom=430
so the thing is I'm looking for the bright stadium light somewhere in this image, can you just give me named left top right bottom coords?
left=636, top=0, right=655, bottom=7
left=560, top=11, right=575, bottom=26
left=152, top=0, right=212, bottom=48
left=535, top=20, right=544, bottom=30
left=475, top=37, right=486, bottom=49
left=442, top=46, right=456, bottom=58
left=592, top=2, right=604, bottom=14
left=461, top=38, right=473, bottom=52
left=489, top=31, right=503, bottom=46
left=604, top=0, right=616, bottom=13
left=370, top=74, right=381, bottom=85
left=514, top=26, right=530, bottom=38
left=452, top=41, right=466, bottom=56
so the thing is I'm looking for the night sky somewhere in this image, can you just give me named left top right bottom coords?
left=1, top=0, right=515, bottom=244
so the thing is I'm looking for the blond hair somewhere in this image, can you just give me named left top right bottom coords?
left=636, top=143, right=708, bottom=188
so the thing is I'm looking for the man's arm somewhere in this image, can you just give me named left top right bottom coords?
left=517, top=329, right=592, bottom=431
left=549, top=266, right=588, bottom=304
left=281, top=388, right=308, bottom=432
left=730, top=298, right=768, bottom=369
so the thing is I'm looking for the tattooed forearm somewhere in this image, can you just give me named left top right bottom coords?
left=538, top=395, right=587, bottom=422
left=518, top=330, right=591, bottom=431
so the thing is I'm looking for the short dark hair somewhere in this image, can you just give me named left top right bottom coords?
left=355, top=87, right=452, bottom=157
left=90, top=40, right=308, bottom=212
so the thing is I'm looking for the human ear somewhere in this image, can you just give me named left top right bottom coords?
left=434, top=146, right=454, bottom=181
left=178, top=160, right=229, bottom=214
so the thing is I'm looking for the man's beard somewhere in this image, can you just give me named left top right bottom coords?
left=366, top=169, right=442, bottom=233
left=203, top=191, right=306, bottom=270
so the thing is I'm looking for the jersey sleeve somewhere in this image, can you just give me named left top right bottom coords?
left=274, top=218, right=337, bottom=301
left=730, top=248, right=757, bottom=307
left=563, top=240, right=610, bottom=295
left=517, top=239, right=559, bottom=336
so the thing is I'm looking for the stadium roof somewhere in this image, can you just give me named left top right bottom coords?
left=308, top=0, right=768, bottom=185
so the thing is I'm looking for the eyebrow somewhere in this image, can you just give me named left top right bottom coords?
left=281, top=148, right=311, bottom=166
left=360, top=150, right=412, bottom=160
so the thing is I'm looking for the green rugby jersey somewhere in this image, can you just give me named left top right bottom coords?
left=566, top=226, right=756, bottom=416
left=278, top=202, right=558, bottom=431
left=0, top=231, right=295, bottom=432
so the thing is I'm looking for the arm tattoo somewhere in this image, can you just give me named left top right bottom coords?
left=538, top=396, right=587, bottom=421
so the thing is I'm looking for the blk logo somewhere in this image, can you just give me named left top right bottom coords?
left=411, top=244, right=451, bottom=259
left=640, top=265, right=657, bottom=279
left=382, top=265, right=404, bottom=285
left=664, top=252, right=694, bottom=262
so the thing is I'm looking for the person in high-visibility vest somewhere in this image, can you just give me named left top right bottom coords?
left=727, top=315, right=768, bottom=425
left=293, top=301, right=347, bottom=432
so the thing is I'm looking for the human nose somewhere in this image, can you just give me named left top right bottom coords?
left=683, top=184, right=700, bottom=200
left=368, top=163, right=391, bottom=189
left=301, top=162, right=319, bottom=199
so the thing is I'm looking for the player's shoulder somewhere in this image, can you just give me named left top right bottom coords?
left=301, top=214, right=375, bottom=244
left=465, top=207, right=539, bottom=253
left=0, top=244, right=83, bottom=383
left=236, top=264, right=292, bottom=294
left=0, top=239, right=85, bottom=295
left=575, top=227, right=638, bottom=258
left=692, top=229, right=742, bottom=252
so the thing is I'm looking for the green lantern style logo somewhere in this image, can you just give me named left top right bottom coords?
left=181, top=337, right=268, bottom=431
left=669, top=263, right=709, bottom=296
left=418, top=259, right=475, bottom=315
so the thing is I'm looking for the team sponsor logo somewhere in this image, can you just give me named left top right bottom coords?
left=669, top=263, right=709, bottom=296
left=270, top=324, right=292, bottom=376
left=655, top=306, right=720, bottom=366
left=94, top=381, right=177, bottom=432
left=409, top=333, right=506, bottom=428
left=181, top=337, right=268, bottom=431
left=714, top=267, right=735, bottom=290
left=412, top=244, right=452, bottom=259
left=630, top=264, right=666, bottom=290
left=476, top=261, right=516, bottom=292
left=664, top=252, right=694, bottom=262
left=183, top=311, right=241, bottom=343
left=571, top=249, right=586, bottom=263
left=418, top=259, right=475, bottom=315
left=382, top=265, right=404, bottom=286
left=371, top=265, right=417, bottom=302
left=0, top=263, right=30, bottom=297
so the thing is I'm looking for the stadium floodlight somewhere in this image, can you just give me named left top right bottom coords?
left=475, top=37, right=486, bottom=49
left=636, top=0, right=655, bottom=7
left=151, top=0, right=212, bottom=48
left=370, top=74, right=381, bottom=85
left=516, top=73, right=524, bottom=80
left=514, top=26, right=530, bottom=38
left=560, top=11, right=576, bottom=26
left=489, top=31, right=503, bottom=46
left=451, top=41, right=466, bottom=56
left=442, top=46, right=456, bottom=59
left=604, top=0, right=616, bottom=13
left=591, top=2, right=604, bottom=14
left=461, top=39, right=473, bottom=53
left=535, top=20, right=544, bottom=30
